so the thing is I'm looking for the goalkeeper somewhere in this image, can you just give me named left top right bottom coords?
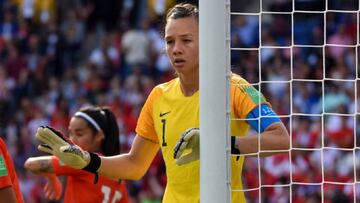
left=35, top=3, right=290, bottom=203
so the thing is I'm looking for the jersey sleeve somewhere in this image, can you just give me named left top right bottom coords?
left=231, top=74, right=281, bottom=133
left=0, top=148, right=12, bottom=189
left=51, top=156, right=87, bottom=176
left=0, top=139, right=24, bottom=203
left=232, top=75, right=270, bottom=119
left=135, top=87, right=161, bottom=142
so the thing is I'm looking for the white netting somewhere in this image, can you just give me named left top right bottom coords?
left=230, top=0, right=359, bottom=202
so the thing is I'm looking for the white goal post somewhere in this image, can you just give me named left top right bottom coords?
left=200, top=0, right=360, bottom=202
left=199, top=0, right=231, bottom=202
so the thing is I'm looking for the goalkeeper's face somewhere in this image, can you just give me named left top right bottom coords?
left=165, top=16, right=199, bottom=76
left=68, top=117, right=104, bottom=152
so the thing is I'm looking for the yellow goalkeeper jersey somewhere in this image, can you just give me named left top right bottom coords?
left=136, top=73, right=269, bottom=203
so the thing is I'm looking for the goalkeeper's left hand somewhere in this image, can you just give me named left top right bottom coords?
left=173, top=128, right=200, bottom=165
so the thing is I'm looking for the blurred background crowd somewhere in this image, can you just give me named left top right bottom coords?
left=0, top=0, right=359, bottom=202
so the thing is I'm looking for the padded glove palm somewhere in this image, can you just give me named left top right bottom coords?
left=36, top=126, right=91, bottom=169
left=173, top=128, right=200, bottom=165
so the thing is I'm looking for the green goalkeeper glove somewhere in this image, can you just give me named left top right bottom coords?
left=36, top=126, right=101, bottom=182
left=173, top=128, right=200, bottom=165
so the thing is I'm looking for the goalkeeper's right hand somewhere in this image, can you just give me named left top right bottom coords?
left=36, top=126, right=100, bottom=174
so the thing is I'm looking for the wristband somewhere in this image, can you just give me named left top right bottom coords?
left=82, top=152, right=101, bottom=184
left=231, top=136, right=241, bottom=155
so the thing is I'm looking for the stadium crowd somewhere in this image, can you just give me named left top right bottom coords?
left=234, top=0, right=360, bottom=202
left=0, top=0, right=359, bottom=202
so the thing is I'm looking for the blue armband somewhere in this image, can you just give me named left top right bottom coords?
left=246, top=104, right=280, bottom=133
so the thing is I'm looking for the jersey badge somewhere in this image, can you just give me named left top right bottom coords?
left=0, top=155, right=8, bottom=177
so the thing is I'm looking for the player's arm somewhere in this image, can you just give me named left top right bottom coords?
left=35, top=126, right=160, bottom=181
left=98, top=135, right=160, bottom=180
left=0, top=186, right=17, bottom=203
left=235, top=104, right=290, bottom=156
left=24, top=156, right=54, bottom=174
left=173, top=105, right=289, bottom=165
left=24, top=156, right=62, bottom=200
left=236, top=122, right=289, bottom=156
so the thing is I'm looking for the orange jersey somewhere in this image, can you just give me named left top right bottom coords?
left=0, top=138, right=24, bottom=203
left=51, top=156, right=129, bottom=203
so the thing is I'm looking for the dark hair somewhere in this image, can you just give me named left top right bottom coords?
left=76, top=106, right=120, bottom=156
left=166, top=3, right=198, bottom=21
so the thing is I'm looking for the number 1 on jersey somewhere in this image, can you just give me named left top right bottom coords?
left=161, top=119, right=167, bottom=146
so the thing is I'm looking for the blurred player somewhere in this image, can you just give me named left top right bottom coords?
left=25, top=107, right=129, bottom=203
left=34, top=3, right=289, bottom=202
left=0, top=137, right=24, bottom=203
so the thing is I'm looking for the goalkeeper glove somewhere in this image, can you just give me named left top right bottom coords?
left=36, top=126, right=101, bottom=183
left=173, top=128, right=200, bottom=165
left=173, top=128, right=241, bottom=165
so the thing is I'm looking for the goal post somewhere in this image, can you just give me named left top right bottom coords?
left=200, top=0, right=360, bottom=202
left=199, top=0, right=231, bottom=202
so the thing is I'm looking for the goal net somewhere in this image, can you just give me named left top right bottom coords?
left=229, top=0, right=359, bottom=202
